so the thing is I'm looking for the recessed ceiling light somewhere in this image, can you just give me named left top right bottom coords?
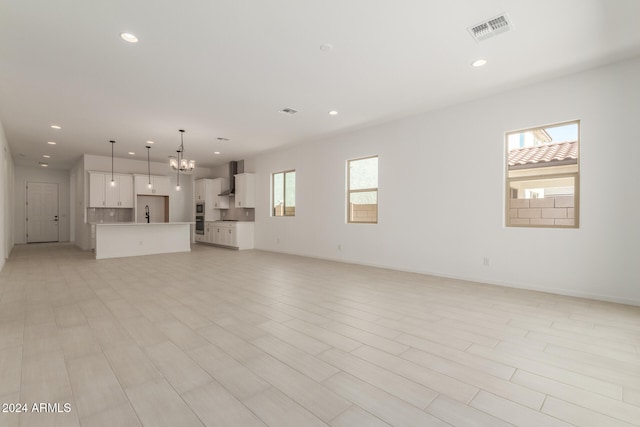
left=38, top=162, right=48, bottom=167
left=146, top=140, right=154, bottom=144
left=42, top=155, right=51, bottom=158
left=214, top=151, right=221, bottom=155
left=47, top=141, right=56, bottom=145
left=50, top=125, right=61, bottom=130
left=128, top=152, right=135, bottom=155
left=329, top=110, right=338, bottom=116
left=320, top=43, right=333, bottom=52
left=120, top=32, right=138, bottom=43
left=472, top=59, right=488, bottom=67
left=216, top=137, right=229, bottom=141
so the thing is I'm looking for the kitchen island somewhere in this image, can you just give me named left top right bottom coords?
left=95, top=222, right=193, bottom=259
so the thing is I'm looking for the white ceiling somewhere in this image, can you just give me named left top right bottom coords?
left=1, top=0, right=639, bottom=170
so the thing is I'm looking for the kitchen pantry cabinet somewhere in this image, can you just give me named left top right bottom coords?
left=89, top=172, right=134, bottom=208
left=234, top=173, right=255, bottom=208
left=89, top=173, right=106, bottom=208
left=194, top=179, right=206, bottom=202
left=134, top=175, right=170, bottom=196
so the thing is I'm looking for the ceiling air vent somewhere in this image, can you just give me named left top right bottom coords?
left=279, top=108, right=298, bottom=115
left=468, top=14, right=511, bottom=42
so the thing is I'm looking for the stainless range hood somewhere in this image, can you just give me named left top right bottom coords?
left=218, top=160, right=238, bottom=196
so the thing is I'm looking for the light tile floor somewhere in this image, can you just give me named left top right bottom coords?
left=0, top=243, right=639, bottom=426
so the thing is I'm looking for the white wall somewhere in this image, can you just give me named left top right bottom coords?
left=0, top=119, right=15, bottom=269
left=71, top=157, right=86, bottom=249
left=252, top=56, right=640, bottom=306
left=13, top=166, right=71, bottom=244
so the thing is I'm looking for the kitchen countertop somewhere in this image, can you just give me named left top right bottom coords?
left=95, top=222, right=194, bottom=226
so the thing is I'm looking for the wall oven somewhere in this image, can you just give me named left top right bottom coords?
left=195, top=202, right=205, bottom=235
left=195, top=215, right=204, bottom=235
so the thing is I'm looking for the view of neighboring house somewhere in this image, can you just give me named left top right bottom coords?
left=506, top=121, right=579, bottom=227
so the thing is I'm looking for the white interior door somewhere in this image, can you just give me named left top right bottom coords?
left=27, top=182, right=59, bottom=243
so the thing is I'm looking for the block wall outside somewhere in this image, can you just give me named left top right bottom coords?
left=508, top=196, right=575, bottom=226
left=350, top=203, right=378, bottom=223
left=274, top=205, right=295, bottom=216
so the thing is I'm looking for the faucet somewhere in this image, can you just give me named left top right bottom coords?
left=145, top=205, right=150, bottom=223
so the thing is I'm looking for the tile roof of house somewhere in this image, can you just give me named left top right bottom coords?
left=508, top=140, right=578, bottom=168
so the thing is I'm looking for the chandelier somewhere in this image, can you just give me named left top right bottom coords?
left=169, top=129, right=195, bottom=172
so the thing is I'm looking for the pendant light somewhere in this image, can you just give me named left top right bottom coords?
left=169, top=129, right=195, bottom=172
left=110, top=140, right=116, bottom=186
left=146, top=145, right=152, bottom=189
left=176, top=148, right=181, bottom=191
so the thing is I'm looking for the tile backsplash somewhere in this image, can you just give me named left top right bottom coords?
left=220, top=195, right=255, bottom=221
left=87, top=208, right=133, bottom=224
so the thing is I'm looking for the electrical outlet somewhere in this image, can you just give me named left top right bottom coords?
left=338, top=244, right=342, bottom=251
left=483, top=257, right=490, bottom=266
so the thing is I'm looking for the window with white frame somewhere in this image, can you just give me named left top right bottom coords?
left=272, top=170, right=295, bottom=216
left=506, top=121, right=579, bottom=228
left=347, top=156, right=378, bottom=223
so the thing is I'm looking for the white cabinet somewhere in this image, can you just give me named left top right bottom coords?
left=211, top=178, right=229, bottom=209
left=89, top=173, right=106, bottom=207
left=215, top=223, right=236, bottom=246
left=211, top=223, right=228, bottom=246
left=135, top=175, right=170, bottom=196
left=106, top=174, right=134, bottom=207
left=203, top=222, right=214, bottom=243
left=89, top=172, right=133, bottom=208
left=198, top=221, right=253, bottom=249
left=234, top=173, right=255, bottom=208
left=195, top=179, right=207, bottom=202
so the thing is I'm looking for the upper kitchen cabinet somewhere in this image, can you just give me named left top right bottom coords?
left=195, top=179, right=207, bottom=202
left=106, top=174, right=134, bottom=207
left=135, top=175, right=170, bottom=196
left=89, top=172, right=106, bottom=207
left=89, top=172, right=134, bottom=208
left=234, top=173, right=255, bottom=208
left=211, top=178, right=229, bottom=209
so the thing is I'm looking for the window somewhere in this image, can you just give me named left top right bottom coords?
left=272, top=170, right=295, bottom=216
left=347, top=156, right=378, bottom=223
left=506, top=121, right=579, bottom=228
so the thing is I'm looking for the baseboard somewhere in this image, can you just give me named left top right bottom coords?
left=254, top=247, right=640, bottom=308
